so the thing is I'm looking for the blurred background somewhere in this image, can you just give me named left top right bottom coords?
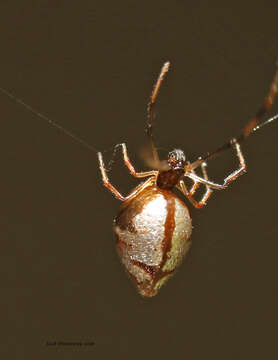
left=2, top=1, right=277, bottom=359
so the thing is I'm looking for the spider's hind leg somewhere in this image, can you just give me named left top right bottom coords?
left=181, top=139, right=247, bottom=209
left=223, top=139, right=246, bottom=185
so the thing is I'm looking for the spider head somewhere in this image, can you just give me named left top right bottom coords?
left=168, top=149, right=186, bottom=170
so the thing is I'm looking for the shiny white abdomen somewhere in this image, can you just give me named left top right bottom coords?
left=114, top=185, right=192, bottom=297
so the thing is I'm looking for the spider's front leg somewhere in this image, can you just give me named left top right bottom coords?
left=222, top=139, right=246, bottom=186
left=186, top=139, right=247, bottom=190
left=98, top=144, right=157, bottom=201
left=180, top=139, right=247, bottom=208
left=120, top=143, right=158, bottom=178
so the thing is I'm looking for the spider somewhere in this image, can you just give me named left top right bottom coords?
left=98, top=62, right=278, bottom=297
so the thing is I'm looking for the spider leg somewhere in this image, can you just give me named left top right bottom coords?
left=121, top=143, right=158, bottom=178
left=178, top=163, right=213, bottom=209
left=186, top=163, right=211, bottom=196
left=146, top=62, right=170, bottom=165
left=223, top=139, right=246, bottom=185
left=98, top=152, right=155, bottom=201
left=184, top=164, right=199, bottom=195
left=186, top=139, right=246, bottom=190
left=199, top=161, right=214, bottom=200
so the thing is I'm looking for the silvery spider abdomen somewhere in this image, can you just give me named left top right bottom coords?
left=114, top=185, right=192, bottom=297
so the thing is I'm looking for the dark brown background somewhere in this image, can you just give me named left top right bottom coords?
left=2, top=1, right=278, bottom=359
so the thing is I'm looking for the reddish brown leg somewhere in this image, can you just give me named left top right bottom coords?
left=199, top=162, right=213, bottom=201
left=121, top=143, right=158, bottom=178
left=186, top=162, right=209, bottom=195
left=223, top=139, right=246, bottom=185
left=186, top=139, right=246, bottom=190
left=98, top=152, right=156, bottom=201
left=147, top=62, right=170, bottom=165
left=178, top=163, right=213, bottom=209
